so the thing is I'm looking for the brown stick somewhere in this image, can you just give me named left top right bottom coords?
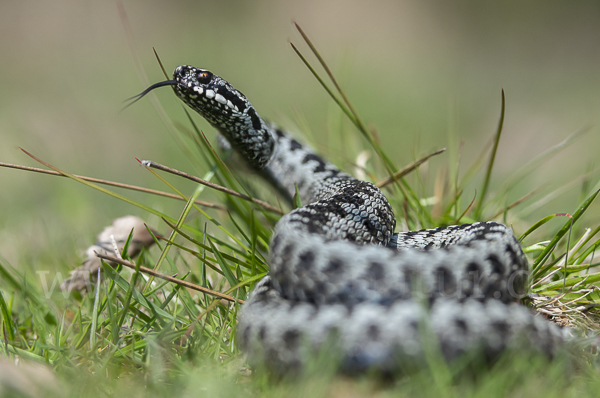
left=95, top=252, right=244, bottom=304
left=141, top=160, right=283, bottom=215
left=0, top=161, right=226, bottom=210
left=376, top=148, right=446, bottom=188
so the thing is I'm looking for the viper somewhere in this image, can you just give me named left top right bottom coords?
left=131, top=65, right=567, bottom=374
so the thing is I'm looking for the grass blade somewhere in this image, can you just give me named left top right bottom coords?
left=101, top=262, right=181, bottom=324
left=0, top=291, right=15, bottom=341
left=96, top=252, right=242, bottom=303
left=474, top=89, right=505, bottom=218
left=206, top=237, right=239, bottom=296
left=532, top=189, right=600, bottom=277
left=90, top=267, right=102, bottom=349
left=519, top=214, right=568, bottom=242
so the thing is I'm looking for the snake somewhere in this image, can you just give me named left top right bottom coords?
left=131, top=65, right=568, bottom=375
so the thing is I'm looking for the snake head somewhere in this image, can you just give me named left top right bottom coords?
left=172, top=65, right=249, bottom=120
left=125, top=65, right=275, bottom=170
left=123, top=66, right=249, bottom=120
left=171, top=66, right=274, bottom=169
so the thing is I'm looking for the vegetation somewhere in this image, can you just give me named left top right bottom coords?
left=1, top=24, right=599, bottom=398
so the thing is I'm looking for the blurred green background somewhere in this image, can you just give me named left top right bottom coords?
left=1, top=0, right=599, bottom=271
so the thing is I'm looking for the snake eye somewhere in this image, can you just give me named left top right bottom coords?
left=197, top=71, right=212, bottom=84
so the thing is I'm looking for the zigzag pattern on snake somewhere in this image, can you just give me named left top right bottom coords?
left=135, top=65, right=568, bottom=374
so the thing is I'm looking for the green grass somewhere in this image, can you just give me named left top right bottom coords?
left=1, top=28, right=600, bottom=397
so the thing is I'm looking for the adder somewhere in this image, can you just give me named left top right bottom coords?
left=131, top=65, right=567, bottom=374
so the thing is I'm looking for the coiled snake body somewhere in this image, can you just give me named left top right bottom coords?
left=139, top=65, right=567, bottom=374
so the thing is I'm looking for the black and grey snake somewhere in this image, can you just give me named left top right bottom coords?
left=134, top=65, right=568, bottom=374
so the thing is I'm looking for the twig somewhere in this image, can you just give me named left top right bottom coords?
left=453, top=190, right=477, bottom=225
left=95, top=252, right=244, bottom=304
left=491, top=187, right=542, bottom=219
left=376, top=148, right=446, bottom=188
left=140, top=160, right=283, bottom=215
left=0, top=161, right=225, bottom=210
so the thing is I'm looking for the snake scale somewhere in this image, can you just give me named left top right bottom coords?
left=135, top=65, right=568, bottom=374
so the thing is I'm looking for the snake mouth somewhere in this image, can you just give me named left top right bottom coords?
left=122, top=80, right=187, bottom=111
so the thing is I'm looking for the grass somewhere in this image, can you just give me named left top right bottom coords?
left=1, top=25, right=600, bottom=397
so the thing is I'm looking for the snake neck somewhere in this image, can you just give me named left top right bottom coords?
left=169, top=65, right=347, bottom=204
left=172, top=65, right=276, bottom=170
left=169, top=65, right=394, bottom=237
